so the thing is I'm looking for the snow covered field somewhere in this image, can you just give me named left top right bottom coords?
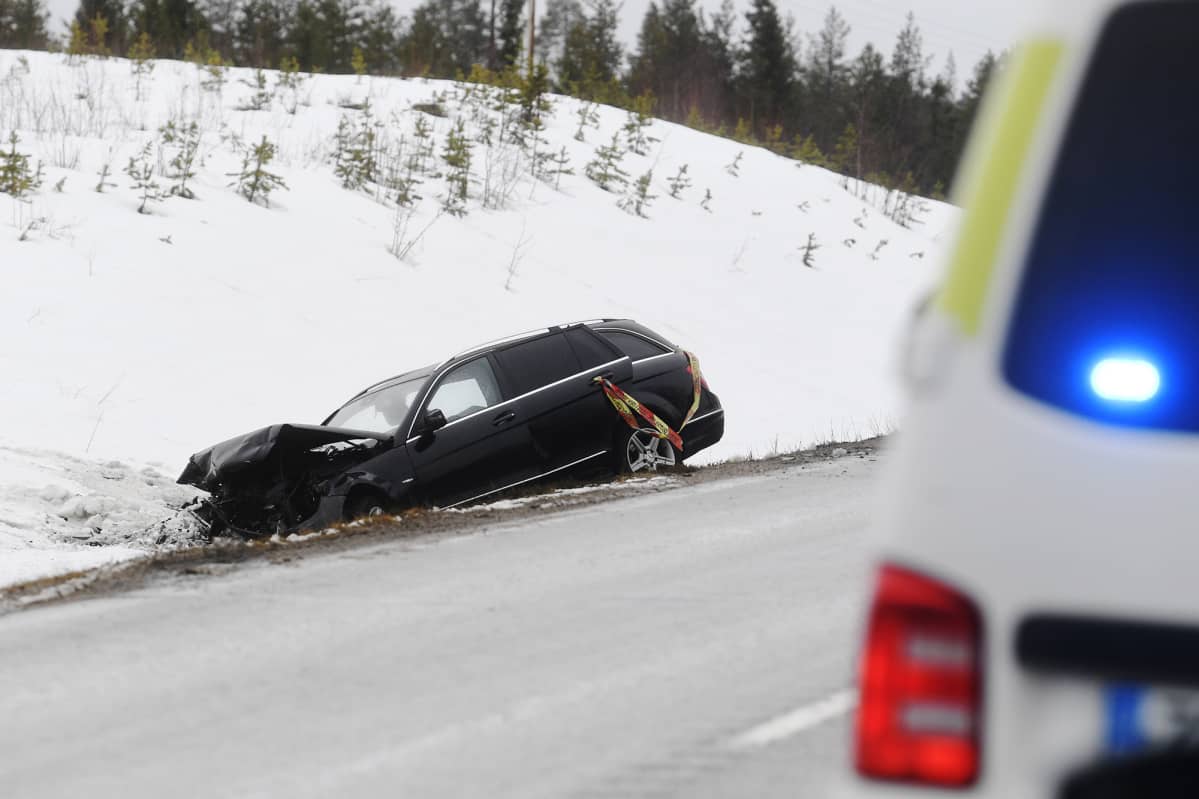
left=0, top=50, right=951, bottom=586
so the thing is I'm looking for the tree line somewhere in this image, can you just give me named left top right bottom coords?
left=0, top=0, right=1002, bottom=196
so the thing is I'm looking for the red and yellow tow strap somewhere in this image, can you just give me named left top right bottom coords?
left=595, top=351, right=704, bottom=452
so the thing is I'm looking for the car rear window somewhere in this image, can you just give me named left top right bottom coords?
left=1002, top=1, right=1199, bottom=431
left=496, top=333, right=580, bottom=395
left=597, top=330, right=670, bottom=361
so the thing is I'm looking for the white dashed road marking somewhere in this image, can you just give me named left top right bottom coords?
left=727, top=690, right=857, bottom=751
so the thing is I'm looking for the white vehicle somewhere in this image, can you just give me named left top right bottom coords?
left=842, top=1, right=1199, bottom=796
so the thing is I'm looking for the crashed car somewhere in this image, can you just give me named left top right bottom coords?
left=178, top=319, right=724, bottom=536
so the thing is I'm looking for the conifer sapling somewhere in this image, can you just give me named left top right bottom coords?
left=801, top=233, right=820, bottom=268
left=584, top=133, right=628, bottom=192
left=229, top=136, right=287, bottom=206
left=124, top=141, right=160, bottom=213
left=440, top=120, right=472, bottom=217
left=128, top=33, right=155, bottom=99
left=0, top=132, right=42, bottom=198
left=667, top=164, right=690, bottom=199
left=619, top=170, right=656, bottom=218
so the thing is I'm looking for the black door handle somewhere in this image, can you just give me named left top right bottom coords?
left=492, top=410, right=517, bottom=426
left=598, top=371, right=615, bottom=380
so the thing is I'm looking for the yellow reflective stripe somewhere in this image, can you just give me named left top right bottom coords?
left=937, top=39, right=1066, bottom=336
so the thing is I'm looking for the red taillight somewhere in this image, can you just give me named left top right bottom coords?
left=855, top=563, right=983, bottom=787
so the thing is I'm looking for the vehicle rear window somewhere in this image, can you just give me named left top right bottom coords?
left=565, top=327, right=620, bottom=369
left=598, top=330, right=670, bottom=361
left=1002, top=2, right=1199, bottom=431
left=496, top=333, right=580, bottom=395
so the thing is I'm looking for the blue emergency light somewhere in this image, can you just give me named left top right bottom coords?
left=1089, top=357, right=1161, bottom=403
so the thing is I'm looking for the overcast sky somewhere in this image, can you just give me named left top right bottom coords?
left=43, top=0, right=1037, bottom=90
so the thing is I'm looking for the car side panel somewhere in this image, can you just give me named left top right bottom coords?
left=504, top=355, right=632, bottom=471
left=405, top=355, right=541, bottom=507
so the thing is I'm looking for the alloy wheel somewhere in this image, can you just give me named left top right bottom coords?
left=626, top=429, right=677, bottom=473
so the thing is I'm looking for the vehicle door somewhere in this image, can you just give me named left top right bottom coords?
left=492, top=328, right=632, bottom=472
left=405, top=355, right=539, bottom=507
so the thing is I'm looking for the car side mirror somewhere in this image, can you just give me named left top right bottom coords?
left=420, top=408, right=448, bottom=435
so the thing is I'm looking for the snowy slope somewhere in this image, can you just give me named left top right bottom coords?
left=0, top=50, right=952, bottom=585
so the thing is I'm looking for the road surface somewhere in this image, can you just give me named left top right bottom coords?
left=0, top=455, right=881, bottom=798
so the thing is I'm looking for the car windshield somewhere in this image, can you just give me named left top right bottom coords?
left=325, top=374, right=430, bottom=434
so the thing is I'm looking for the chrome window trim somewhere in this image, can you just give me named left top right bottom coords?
left=631, top=352, right=676, bottom=366
left=594, top=327, right=674, bottom=355
left=407, top=356, right=629, bottom=442
left=443, top=327, right=553, bottom=366
left=446, top=450, right=608, bottom=508
left=685, top=408, right=723, bottom=425
left=443, top=319, right=616, bottom=366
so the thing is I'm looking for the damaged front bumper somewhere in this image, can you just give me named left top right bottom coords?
left=178, top=423, right=389, bottom=537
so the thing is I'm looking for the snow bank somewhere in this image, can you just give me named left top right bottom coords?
left=0, top=50, right=952, bottom=585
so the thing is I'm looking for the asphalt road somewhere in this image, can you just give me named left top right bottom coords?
left=0, top=454, right=881, bottom=798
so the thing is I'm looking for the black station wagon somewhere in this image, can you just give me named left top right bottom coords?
left=179, top=320, right=725, bottom=536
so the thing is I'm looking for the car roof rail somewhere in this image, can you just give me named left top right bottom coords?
left=441, top=326, right=553, bottom=365
left=440, top=319, right=628, bottom=366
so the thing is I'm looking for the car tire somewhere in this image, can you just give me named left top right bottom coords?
left=343, top=489, right=390, bottom=522
left=615, top=424, right=679, bottom=475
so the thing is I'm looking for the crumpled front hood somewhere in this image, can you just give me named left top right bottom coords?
left=178, top=423, right=388, bottom=493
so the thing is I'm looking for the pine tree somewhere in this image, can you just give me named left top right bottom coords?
left=124, top=141, right=160, bottom=213
left=736, top=0, right=795, bottom=133
left=239, top=68, right=272, bottom=110
left=332, top=103, right=380, bottom=190
left=573, top=101, right=599, bottom=142
left=700, top=187, right=712, bottom=211
left=623, top=92, right=658, bottom=155
left=764, top=123, right=784, bottom=152
left=556, top=0, right=622, bottom=93
left=666, top=163, right=690, bottom=198
left=548, top=146, right=573, bottom=190
left=275, top=55, right=306, bottom=113
left=201, top=49, right=229, bottom=92
left=160, top=119, right=200, bottom=198
left=800, top=232, right=820, bottom=267
left=535, top=0, right=583, bottom=73
left=0, top=0, right=50, bottom=49
left=619, top=169, right=656, bottom=217
left=496, top=0, right=522, bottom=67
left=130, top=0, right=206, bottom=59
left=441, top=119, right=472, bottom=216
left=0, top=132, right=42, bottom=198
left=410, top=113, right=435, bottom=175
left=584, top=132, right=628, bottom=191
left=229, top=135, right=287, bottom=205
left=71, top=0, right=126, bottom=55
left=724, top=150, right=742, bottom=177
left=237, top=0, right=288, bottom=68
left=791, top=133, right=825, bottom=166
left=804, top=6, right=850, bottom=148
left=95, top=160, right=116, bottom=192
left=128, top=32, right=156, bottom=99
left=833, top=122, right=859, bottom=182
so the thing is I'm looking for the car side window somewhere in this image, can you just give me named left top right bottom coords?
left=495, top=333, right=581, bottom=396
left=597, top=330, right=670, bottom=361
left=565, top=327, right=621, bottom=369
left=426, top=357, right=503, bottom=423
